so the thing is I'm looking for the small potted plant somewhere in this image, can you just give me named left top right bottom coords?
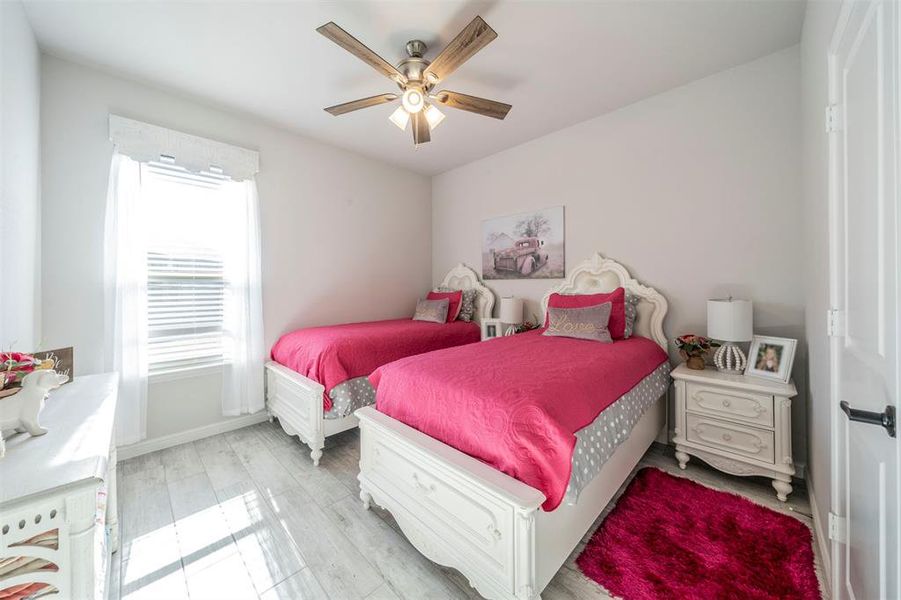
left=512, top=315, right=541, bottom=334
left=674, top=334, right=719, bottom=370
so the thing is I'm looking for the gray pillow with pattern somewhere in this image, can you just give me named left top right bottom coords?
left=624, top=293, right=640, bottom=338
left=413, top=298, right=449, bottom=324
left=543, top=302, right=613, bottom=343
left=436, top=286, right=479, bottom=322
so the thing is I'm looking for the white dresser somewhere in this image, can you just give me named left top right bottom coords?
left=671, top=364, right=797, bottom=501
left=0, top=373, right=119, bottom=599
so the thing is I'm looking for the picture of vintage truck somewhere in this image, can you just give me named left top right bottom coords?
left=492, top=237, right=549, bottom=276
left=482, top=207, right=564, bottom=280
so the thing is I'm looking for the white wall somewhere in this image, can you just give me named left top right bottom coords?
left=40, top=55, right=431, bottom=440
left=0, top=1, right=41, bottom=350
left=801, top=0, right=842, bottom=574
left=432, top=47, right=807, bottom=465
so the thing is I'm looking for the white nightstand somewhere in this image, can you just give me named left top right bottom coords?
left=671, top=363, right=798, bottom=501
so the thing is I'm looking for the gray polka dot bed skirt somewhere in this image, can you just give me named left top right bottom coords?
left=564, top=361, right=671, bottom=505
left=325, top=376, right=376, bottom=420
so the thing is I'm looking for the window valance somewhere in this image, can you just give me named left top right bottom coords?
left=108, top=115, right=259, bottom=181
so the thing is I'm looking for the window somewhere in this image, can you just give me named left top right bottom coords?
left=106, top=116, right=264, bottom=443
left=141, top=162, right=235, bottom=377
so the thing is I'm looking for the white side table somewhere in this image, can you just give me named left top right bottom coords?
left=671, top=363, right=797, bottom=501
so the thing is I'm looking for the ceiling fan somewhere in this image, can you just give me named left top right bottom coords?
left=317, top=16, right=512, bottom=146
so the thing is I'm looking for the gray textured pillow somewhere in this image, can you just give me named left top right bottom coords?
left=436, top=286, right=479, bottom=322
left=624, top=293, right=640, bottom=338
left=543, top=302, right=613, bottom=343
left=413, top=298, right=449, bottom=324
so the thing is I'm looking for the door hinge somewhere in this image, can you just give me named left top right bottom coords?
left=827, top=309, right=845, bottom=337
left=825, top=104, right=843, bottom=133
left=828, top=512, right=847, bottom=544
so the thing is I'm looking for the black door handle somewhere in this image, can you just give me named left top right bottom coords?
left=840, top=401, right=896, bottom=438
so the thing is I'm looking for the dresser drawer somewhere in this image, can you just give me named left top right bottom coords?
left=685, top=413, right=775, bottom=464
left=685, top=382, right=774, bottom=427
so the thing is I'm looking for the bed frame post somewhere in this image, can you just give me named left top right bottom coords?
left=265, top=362, right=327, bottom=466
left=514, top=508, right=540, bottom=600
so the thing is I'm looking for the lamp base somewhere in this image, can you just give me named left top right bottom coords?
left=714, top=342, right=747, bottom=373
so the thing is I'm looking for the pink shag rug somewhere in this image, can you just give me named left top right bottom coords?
left=576, top=468, right=821, bottom=600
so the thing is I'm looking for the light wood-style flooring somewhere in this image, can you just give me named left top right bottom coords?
left=111, top=420, right=826, bottom=599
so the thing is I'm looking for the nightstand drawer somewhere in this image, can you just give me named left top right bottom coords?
left=685, top=383, right=774, bottom=428
left=685, top=413, right=775, bottom=464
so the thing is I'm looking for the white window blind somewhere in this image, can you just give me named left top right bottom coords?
left=146, top=247, right=225, bottom=375
left=141, top=162, right=234, bottom=376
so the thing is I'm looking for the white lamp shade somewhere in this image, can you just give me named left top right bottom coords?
left=707, top=298, right=753, bottom=342
left=499, top=296, right=524, bottom=324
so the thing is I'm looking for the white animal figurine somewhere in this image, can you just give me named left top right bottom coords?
left=0, top=369, right=69, bottom=458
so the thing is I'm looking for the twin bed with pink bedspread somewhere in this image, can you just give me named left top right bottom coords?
left=353, top=253, right=672, bottom=600
left=264, top=263, right=496, bottom=467
left=370, top=329, right=670, bottom=510
left=271, top=318, right=480, bottom=415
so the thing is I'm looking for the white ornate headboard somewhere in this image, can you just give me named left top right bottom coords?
left=541, top=253, right=668, bottom=350
left=437, top=263, right=495, bottom=323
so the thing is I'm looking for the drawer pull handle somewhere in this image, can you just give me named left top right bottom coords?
left=487, top=525, right=502, bottom=541
left=722, top=400, right=731, bottom=408
left=412, top=473, right=436, bottom=494
left=722, top=433, right=732, bottom=442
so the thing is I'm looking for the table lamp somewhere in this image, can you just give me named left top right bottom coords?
left=499, top=296, right=524, bottom=336
left=707, top=298, right=753, bottom=373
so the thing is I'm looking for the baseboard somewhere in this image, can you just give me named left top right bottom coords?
left=807, top=475, right=832, bottom=595
left=117, top=412, right=269, bottom=460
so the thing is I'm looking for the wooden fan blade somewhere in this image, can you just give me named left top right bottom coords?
left=324, top=94, right=398, bottom=116
left=317, top=22, right=407, bottom=84
left=432, top=91, right=511, bottom=120
left=412, top=111, right=430, bottom=145
left=424, top=16, right=497, bottom=84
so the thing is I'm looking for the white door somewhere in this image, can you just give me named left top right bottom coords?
left=829, top=1, right=900, bottom=599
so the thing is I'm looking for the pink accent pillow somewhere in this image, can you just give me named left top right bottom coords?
left=545, top=288, right=627, bottom=339
left=427, top=290, right=463, bottom=322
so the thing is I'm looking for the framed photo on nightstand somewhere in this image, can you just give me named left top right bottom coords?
left=481, top=318, right=503, bottom=341
left=745, top=335, right=797, bottom=383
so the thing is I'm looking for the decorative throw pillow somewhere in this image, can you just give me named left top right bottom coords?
left=427, top=290, right=462, bottom=322
left=413, top=298, right=449, bottom=324
left=543, top=303, right=613, bottom=343
left=436, top=286, right=479, bottom=322
left=545, top=288, right=627, bottom=338
left=624, top=293, right=640, bottom=338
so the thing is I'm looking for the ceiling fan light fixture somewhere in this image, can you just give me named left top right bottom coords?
left=388, top=106, right=410, bottom=130
left=401, top=88, right=425, bottom=113
left=424, top=104, right=445, bottom=130
left=317, top=16, right=508, bottom=146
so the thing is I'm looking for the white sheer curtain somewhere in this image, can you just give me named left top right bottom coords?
left=103, top=153, right=148, bottom=445
left=221, top=178, right=265, bottom=416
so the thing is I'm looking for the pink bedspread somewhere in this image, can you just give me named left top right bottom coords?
left=271, top=319, right=480, bottom=411
left=370, top=330, right=668, bottom=510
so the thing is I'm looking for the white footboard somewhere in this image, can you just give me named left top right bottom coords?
left=356, top=406, right=545, bottom=600
left=356, top=395, right=666, bottom=600
left=265, top=361, right=357, bottom=466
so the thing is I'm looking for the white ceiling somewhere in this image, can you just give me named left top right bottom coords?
left=22, top=0, right=804, bottom=175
